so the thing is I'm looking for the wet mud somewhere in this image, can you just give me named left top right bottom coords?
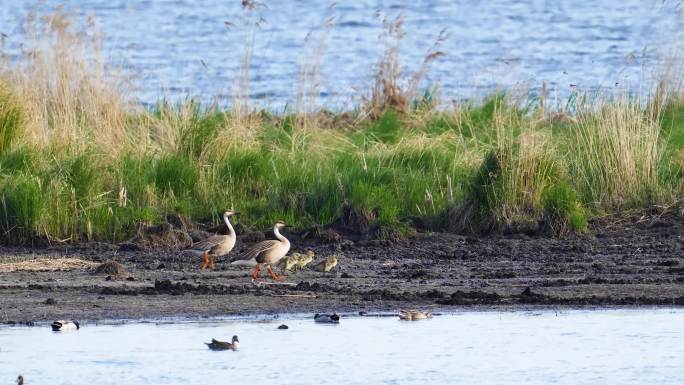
left=2, top=211, right=684, bottom=323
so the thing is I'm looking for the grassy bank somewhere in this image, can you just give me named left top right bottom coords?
left=1, top=10, right=683, bottom=244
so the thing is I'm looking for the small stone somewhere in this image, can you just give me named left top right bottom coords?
left=44, top=298, right=57, bottom=305
left=277, top=324, right=289, bottom=330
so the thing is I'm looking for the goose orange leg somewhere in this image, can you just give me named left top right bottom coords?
left=267, top=265, right=287, bottom=282
left=200, top=251, right=210, bottom=270
left=250, top=263, right=261, bottom=280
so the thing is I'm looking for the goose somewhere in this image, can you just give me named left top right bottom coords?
left=398, top=309, right=432, bottom=321
left=205, top=335, right=239, bottom=351
left=231, top=221, right=290, bottom=281
left=17, top=375, right=23, bottom=385
left=51, top=320, right=80, bottom=331
left=314, top=313, right=340, bottom=323
left=295, top=250, right=315, bottom=270
left=311, top=254, right=338, bottom=272
left=186, top=210, right=238, bottom=270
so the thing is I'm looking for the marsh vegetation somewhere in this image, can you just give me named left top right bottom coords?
left=1, top=9, right=684, bottom=244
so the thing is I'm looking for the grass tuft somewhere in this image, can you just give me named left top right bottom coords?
left=0, top=84, right=24, bottom=154
left=542, top=182, right=587, bottom=235
left=0, top=176, right=42, bottom=242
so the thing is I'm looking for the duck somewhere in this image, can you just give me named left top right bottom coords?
left=311, top=254, right=338, bottom=272
left=51, top=320, right=80, bottom=331
left=205, top=335, right=239, bottom=351
left=231, top=221, right=290, bottom=281
left=185, top=210, right=238, bottom=270
left=398, top=309, right=432, bottom=321
left=314, top=313, right=340, bottom=323
left=295, top=250, right=315, bottom=270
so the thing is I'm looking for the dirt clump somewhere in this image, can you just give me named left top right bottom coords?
left=436, top=290, right=502, bottom=305
left=94, top=260, right=126, bottom=276
left=328, top=204, right=377, bottom=240
left=120, top=222, right=193, bottom=251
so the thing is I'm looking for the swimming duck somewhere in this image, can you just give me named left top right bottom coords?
left=314, top=313, right=340, bottom=323
left=398, top=309, right=432, bottom=321
left=295, top=250, right=315, bottom=270
left=311, top=254, right=338, bottom=272
left=51, top=320, right=80, bottom=331
left=186, top=210, right=239, bottom=270
left=205, top=335, right=239, bottom=351
left=231, top=221, right=291, bottom=281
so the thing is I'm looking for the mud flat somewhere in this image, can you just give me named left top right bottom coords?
left=1, top=213, right=684, bottom=323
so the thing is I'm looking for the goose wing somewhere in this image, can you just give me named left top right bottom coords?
left=233, top=240, right=279, bottom=261
left=190, top=235, right=225, bottom=252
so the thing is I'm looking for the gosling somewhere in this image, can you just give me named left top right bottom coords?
left=311, top=254, right=338, bottom=272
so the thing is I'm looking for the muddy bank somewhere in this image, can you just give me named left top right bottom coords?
left=1, top=212, right=684, bottom=323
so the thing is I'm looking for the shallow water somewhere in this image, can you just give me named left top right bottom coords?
left=0, top=1, right=681, bottom=107
left=2, top=309, right=684, bottom=384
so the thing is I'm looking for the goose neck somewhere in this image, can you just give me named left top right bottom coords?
left=224, top=214, right=235, bottom=237
left=274, top=226, right=288, bottom=242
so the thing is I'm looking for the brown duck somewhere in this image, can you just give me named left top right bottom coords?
left=205, top=335, right=239, bottom=351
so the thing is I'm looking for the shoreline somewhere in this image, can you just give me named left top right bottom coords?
left=2, top=213, right=684, bottom=324
left=2, top=305, right=682, bottom=327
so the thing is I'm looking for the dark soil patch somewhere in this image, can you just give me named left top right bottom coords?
left=120, top=223, right=193, bottom=251
left=436, top=290, right=502, bottom=305
left=94, top=261, right=126, bottom=276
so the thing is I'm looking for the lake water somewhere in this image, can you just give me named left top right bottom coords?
left=1, top=309, right=683, bottom=384
left=0, top=1, right=682, bottom=108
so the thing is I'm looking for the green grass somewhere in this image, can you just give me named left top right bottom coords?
left=542, top=182, right=588, bottom=235
left=0, top=84, right=24, bottom=155
left=0, top=91, right=682, bottom=244
left=3, top=7, right=681, bottom=244
left=0, top=175, right=42, bottom=242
